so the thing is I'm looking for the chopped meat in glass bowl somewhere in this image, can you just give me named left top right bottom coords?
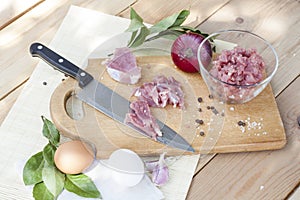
left=198, top=30, right=278, bottom=104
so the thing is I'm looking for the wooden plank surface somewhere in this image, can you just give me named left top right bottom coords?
left=187, top=0, right=300, bottom=198
left=187, top=77, right=300, bottom=200
left=0, top=0, right=43, bottom=29
left=191, top=0, right=300, bottom=175
left=196, top=0, right=300, bottom=96
left=0, top=0, right=135, bottom=100
left=0, top=0, right=299, bottom=199
left=0, top=84, right=24, bottom=125
left=119, top=0, right=230, bottom=26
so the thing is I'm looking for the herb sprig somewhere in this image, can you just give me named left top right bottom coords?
left=125, top=8, right=209, bottom=48
left=23, top=116, right=101, bottom=200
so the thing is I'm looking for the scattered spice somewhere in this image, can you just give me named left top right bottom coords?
left=207, top=106, right=211, bottom=110
left=42, top=81, right=47, bottom=85
left=62, top=78, right=65, bottom=82
left=297, top=115, right=300, bottom=127
left=212, top=108, right=219, bottom=115
left=197, top=97, right=203, bottom=103
left=235, top=17, right=244, bottom=24
left=208, top=94, right=214, bottom=99
left=198, top=108, right=202, bottom=112
left=195, top=119, right=204, bottom=125
left=236, top=117, right=265, bottom=134
left=199, top=131, right=205, bottom=136
left=238, top=121, right=246, bottom=126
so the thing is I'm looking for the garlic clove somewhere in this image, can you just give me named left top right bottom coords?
left=146, top=152, right=169, bottom=186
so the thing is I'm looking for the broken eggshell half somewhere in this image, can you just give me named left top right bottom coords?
left=107, top=149, right=145, bottom=187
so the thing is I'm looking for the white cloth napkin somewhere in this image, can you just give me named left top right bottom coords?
left=0, top=5, right=200, bottom=200
left=59, top=161, right=164, bottom=200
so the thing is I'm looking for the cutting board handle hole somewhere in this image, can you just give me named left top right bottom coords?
left=65, top=92, right=85, bottom=120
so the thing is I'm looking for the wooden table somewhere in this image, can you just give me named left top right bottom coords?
left=0, top=0, right=299, bottom=199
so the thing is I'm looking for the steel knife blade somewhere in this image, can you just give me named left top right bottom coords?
left=30, top=42, right=195, bottom=152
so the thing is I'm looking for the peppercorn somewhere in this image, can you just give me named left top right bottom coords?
left=238, top=121, right=246, bottom=126
left=195, top=119, right=204, bottom=125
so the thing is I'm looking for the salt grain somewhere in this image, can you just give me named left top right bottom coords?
left=240, top=126, right=245, bottom=133
left=236, top=117, right=264, bottom=134
left=260, top=185, right=264, bottom=190
left=230, top=107, right=235, bottom=111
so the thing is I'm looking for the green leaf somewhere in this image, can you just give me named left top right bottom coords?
left=125, top=18, right=145, bottom=32
left=171, top=10, right=190, bottom=26
left=145, top=29, right=183, bottom=42
left=41, top=116, right=60, bottom=147
left=129, top=7, right=143, bottom=22
left=127, top=30, right=138, bottom=47
left=33, top=182, right=55, bottom=200
left=65, top=174, right=101, bottom=198
left=43, top=143, right=56, bottom=166
left=42, top=162, right=65, bottom=197
left=149, top=10, right=190, bottom=34
left=23, top=151, right=44, bottom=185
left=128, top=26, right=150, bottom=48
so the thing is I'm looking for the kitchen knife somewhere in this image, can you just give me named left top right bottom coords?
left=30, top=42, right=195, bottom=152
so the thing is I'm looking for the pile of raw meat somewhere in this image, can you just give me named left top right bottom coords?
left=208, top=46, right=266, bottom=103
left=105, top=47, right=184, bottom=139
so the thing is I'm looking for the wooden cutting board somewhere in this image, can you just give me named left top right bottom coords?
left=50, top=56, right=286, bottom=158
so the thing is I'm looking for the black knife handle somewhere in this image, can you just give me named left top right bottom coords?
left=30, top=42, right=93, bottom=88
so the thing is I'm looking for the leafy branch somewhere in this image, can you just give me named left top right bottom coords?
left=23, top=116, right=101, bottom=200
left=125, top=8, right=209, bottom=48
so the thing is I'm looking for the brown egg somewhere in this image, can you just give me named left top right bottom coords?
left=54, top=140, right=95, bottom=174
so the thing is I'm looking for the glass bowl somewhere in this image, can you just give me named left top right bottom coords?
left=197, top=30, right=278, bottom=104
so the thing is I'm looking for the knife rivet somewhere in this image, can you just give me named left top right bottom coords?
left=58, top=58, right=64, bottom=63
left=37, top=45, right=43, bottom=50
left=80, top=72, right=86, bottom=77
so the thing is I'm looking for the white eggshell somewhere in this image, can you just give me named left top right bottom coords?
left=108, top=149, right=145, bottom=187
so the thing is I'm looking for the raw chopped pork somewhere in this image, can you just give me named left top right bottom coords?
left=105, top=47, right=141, bottom=84
left=133, top=75, right=184, bottom=108
left=125, top=100, right=162, bottom=139
left=210, top=47, right=265, bottom=85
left=209, top=46, right=266, bottom=103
